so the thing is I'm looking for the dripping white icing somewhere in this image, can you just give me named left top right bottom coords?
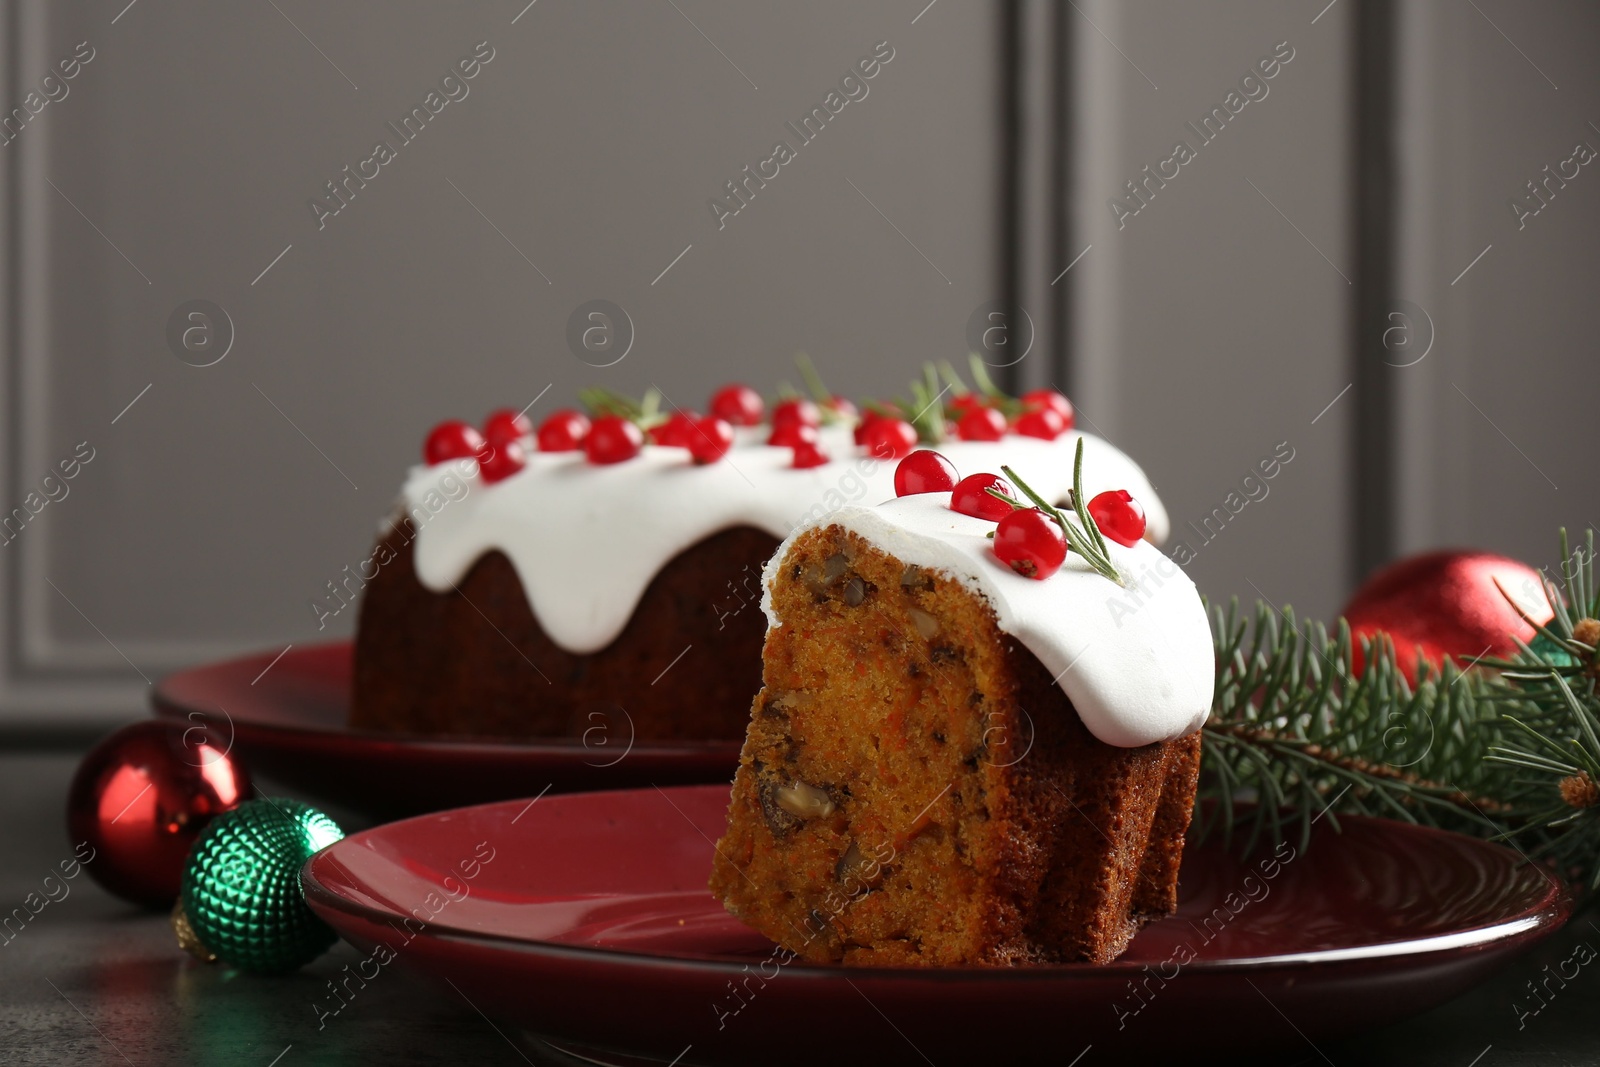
left=761, top=493, right=1213, bottom=748
left=394, top=426, right=1173, bottom=657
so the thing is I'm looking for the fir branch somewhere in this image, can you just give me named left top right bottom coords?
left=1205, top=526, right=1600, bottom=895
left=965, top=354, right=1022, bottom=415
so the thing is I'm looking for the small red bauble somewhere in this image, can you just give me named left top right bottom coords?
left=483, top=408, right=533, bottom=445
left=687, top=416, right=735, bottom=464
left=1023, top=389, right=1075, bottom=429
left=894, top=450, right=959, bottom=496
left=771, top=398, right=821, bottom=431
left=66, top=720, right=253, bottom=908
left=865, top=418, right=918, bottom=460
left=1087, top=489, right=1146, bottom=546
left=951, top=473, right=1016, bottom=521
left=649, top=411, right=699, bottom=448
left=585, top=416, right=644, bottom=465
left=792, top=440, right=830, bottom=468
left=710, top=384, right=764, bottom=427
left=994, top=509, right=1067, bottom=580
left=1341, top=550, right=1553, bottom=682
left=423, top=420, right=485, bottom=465
left=768, top=422, right=819, bottom=448
left=478, top=440, right=527, bottom=483
left=957, top=407, right=1007, bottom=442
left=536, top=410, right=589, bottom=452
left=1014, top=408, right=1066, bottom=441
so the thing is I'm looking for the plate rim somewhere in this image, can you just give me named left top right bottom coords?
left=301, top=784, right=1575, bottom=981
left=150, top=639, right=744, bottom=759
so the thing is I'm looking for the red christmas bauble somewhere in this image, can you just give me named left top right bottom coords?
left=66, top=721, right=253, bottom=908
left=1341, top=550, right=1553, bottom=682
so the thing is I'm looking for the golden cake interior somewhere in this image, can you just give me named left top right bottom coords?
left=710, top=523, right=1201, bottom=966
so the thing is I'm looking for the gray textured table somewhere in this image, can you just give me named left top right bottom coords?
left=2, top=748, right=1596, bottom=1066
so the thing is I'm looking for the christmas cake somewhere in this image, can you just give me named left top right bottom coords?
left=709, top=446, right=1213, bottom=964
left=350, top=372, right=1177, bottom=743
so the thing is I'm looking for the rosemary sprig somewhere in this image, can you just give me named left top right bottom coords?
left=983, top=439, right=1125, bottom=586
left=577, top=386, right=665, bottom=427
left=897, top=363, right=947, bottom=444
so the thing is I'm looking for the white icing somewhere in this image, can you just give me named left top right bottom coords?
left=762, top=494, right=1214, bottom=748
left=394, top=426, right=1173, bottom=658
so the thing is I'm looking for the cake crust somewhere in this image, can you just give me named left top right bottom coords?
left=351, top=519, right=775, bottom=741
left=710, top=523, right=1201, bottom=965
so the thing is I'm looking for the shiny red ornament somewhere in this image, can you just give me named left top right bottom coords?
left=66, top=720, right=252, bottom=908
left=1341, top=550, right=1553, bottom=681
left=1087, top=489, right=1146, bottom=547
left=894, top=450, right=959, bottom=496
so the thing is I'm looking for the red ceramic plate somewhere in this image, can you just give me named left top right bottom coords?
left=302, top=784, right=1572, bottom=1064
left=151, top=642, right=740, bottom=820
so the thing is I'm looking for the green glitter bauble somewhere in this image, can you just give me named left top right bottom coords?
left=1528, top=629, right=1577, bottom=669
left=180, top=798, right=344, bottom=974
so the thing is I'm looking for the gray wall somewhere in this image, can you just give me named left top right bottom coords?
left=2, top=0, right=1597, bottom=728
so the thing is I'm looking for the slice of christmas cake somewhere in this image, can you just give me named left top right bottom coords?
left=710, top=444, right=1213, bottom=965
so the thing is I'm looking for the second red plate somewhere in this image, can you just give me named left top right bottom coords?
left=151, top=642, right=741, bottom=820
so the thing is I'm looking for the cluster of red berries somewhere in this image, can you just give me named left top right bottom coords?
left=892, top=449, right=1145, bottom=580
left=948, top=388, right=1074, bottom=442
left=421, top=383, right=1082, bottom=482
left=422, top=408, right=536, bottom=484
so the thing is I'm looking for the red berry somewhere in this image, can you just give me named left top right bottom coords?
left=792, top=440, right=829, bottom=469
left=768, top=422, right=819, bottom=448
left=894, top=450, right=959, bottom=496
left=585, top=415, right=643, bottom=465
left=649, top=411, right=698, bottom=448
left=854, top=404, right=904, bottom=444
left=1013, top=407, right=1066, bottom=440
left=483, top=407, right=533, bottom=445
left=424, top=420, right=486, bottom=465
left=994, top=509, right=1067, bottom=580
left=478, top=439, right=527, bottom=484
left=1088, top=489, right=1147, bottom=547
left=710, top=384, right=764, bottom=427
left=956, top=407, right=1007, bottom=442
left=1023, top=389, right=1075, bottom=429
left=687, top=416, right=734, bottom=464
left=536, top=409, right=590, bottom=452
left=865, top=418, right=918, bottom=460
left=950, top=473, right=1016, bottom=521
left=948, top=393, right=986, bottom=418
left=771, top=398, right=821, bottom=431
